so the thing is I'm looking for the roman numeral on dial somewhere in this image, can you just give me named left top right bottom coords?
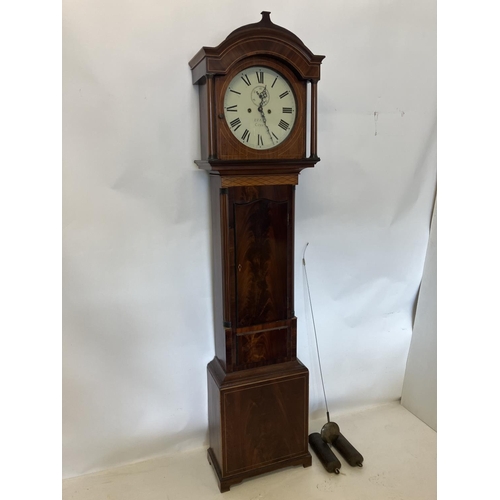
left=226, top=105, right=237, bottom=112
left=256, top=71, right=264, bottom=84
left=241, top=74, right=251, bottom=86
left=278, top=119, right=290, bottom=131
left=282, top=107, right=293, bottom=113
left=258, top=134, right=263, bottom=146
left=279, top=91, right=290, bottom=99
left=241, top=129, right=250, bottom=142
left=229, top=117, right=241, bottom=131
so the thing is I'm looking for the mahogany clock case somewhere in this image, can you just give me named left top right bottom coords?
left=206, top=172, right=308, bottom=492
left=189, top=12, right=324, bottom=492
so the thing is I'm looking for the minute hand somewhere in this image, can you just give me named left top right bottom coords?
left=258, top=89, right=274, bottom=144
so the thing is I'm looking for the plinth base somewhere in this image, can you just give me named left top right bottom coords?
left=207, top=358, right=312, bottom=492
left=207, top=446, right=311, bottom=493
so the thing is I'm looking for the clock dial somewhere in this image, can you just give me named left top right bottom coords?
left=223, top=66, right=297, bottom=150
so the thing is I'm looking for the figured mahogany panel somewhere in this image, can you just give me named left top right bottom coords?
left=228, top=318, right=297, bottom=371
left=233, top=195, right=288, bottom=327
left=223, top=374, right=308, bottom=475
left=214, top=184, right=296, bottom=373
left=237, top=328, right=288, bottom=365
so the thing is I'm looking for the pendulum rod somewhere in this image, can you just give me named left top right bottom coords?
left=302, top=242, right=330, bottom=423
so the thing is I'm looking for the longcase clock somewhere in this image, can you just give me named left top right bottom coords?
left=189, top=12, right=324, bottom=492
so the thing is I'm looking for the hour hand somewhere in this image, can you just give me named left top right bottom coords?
left=259, top=86, right=268, bottom=104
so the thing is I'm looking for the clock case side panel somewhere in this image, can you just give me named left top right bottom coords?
left=215, top=57, right=307, bottom=161
left=197, top=80, right=209, bottom=160
left=210, top=175, right=233, bottom=369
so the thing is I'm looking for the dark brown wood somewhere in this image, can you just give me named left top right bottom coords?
left=210, top=184, right=297, bottom=374
left=229, top=317, right=296, bottom=371
left=207, top=358, right=311, bottom=492
left=197, top=79, right=210, bottom=160
left=209, top=175, right=227, bottom=366
left=190, top=12, right=323, bottom=492
left=208, top=446, right=311, bottom=493
left=310, top=81, right=318, bottom=159
left=206, top=75, right=217, bottom=159
left=207, top=370, right=222, bottom=471
left=231, top=186, right=291, bottom=327
left=237, top=328, right=288, bottom=365
left=195, top=158, right=318, bottom=176
left=189, top=12, right=324, bottom=84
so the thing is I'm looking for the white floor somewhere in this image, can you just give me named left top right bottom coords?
left=63, top=402, right=436, bottom=500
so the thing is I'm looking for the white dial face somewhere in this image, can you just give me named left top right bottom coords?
left=223, top=66, right=296, bottom=150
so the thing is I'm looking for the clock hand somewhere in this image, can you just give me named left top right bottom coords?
left=258, top=104, right=274, bottom=145
left=257, top=87, right=274, bottom=144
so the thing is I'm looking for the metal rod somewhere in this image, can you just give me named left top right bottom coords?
left=302, top=242, right=330, bottom=421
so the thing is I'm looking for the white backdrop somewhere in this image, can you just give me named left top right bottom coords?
left=63, top=0, right=436, bottom=478
left=402, top=200, right=437, bottom=430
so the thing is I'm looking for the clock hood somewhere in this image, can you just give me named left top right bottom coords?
left=189, top=11, right=325, bottom=84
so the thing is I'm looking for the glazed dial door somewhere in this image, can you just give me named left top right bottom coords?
left=223, top=66, right=297, bottom=150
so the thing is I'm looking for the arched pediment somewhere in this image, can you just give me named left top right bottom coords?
left=189, top=12, right=325, bottom=84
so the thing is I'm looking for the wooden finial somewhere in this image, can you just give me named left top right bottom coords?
left=260, top=11, right=272, bottom=26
